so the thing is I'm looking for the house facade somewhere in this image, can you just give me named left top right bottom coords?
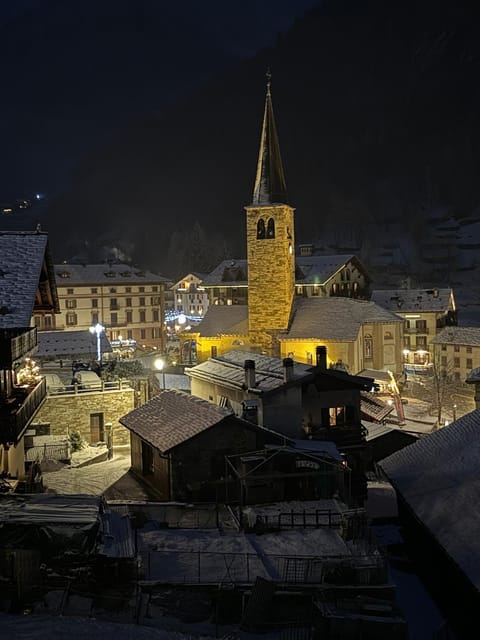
left=45, top=263, right=168, bottom=352
left=170, top=272, right=209, bottom=319
left=430, top=326, right=480, bottom=382
left=370, top=288, right=457, bottom=371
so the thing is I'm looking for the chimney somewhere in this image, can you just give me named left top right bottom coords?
left=244, top=360, right=256, bottom=388
left=283, top=357, right=294, bottom=382
left=316, top=346, right=327, bottom=370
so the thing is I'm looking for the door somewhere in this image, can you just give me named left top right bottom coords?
left=90, top=412, right=104, bottom=443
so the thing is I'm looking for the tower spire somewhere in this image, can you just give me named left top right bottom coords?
left=252, top=70, right=288, bottom=205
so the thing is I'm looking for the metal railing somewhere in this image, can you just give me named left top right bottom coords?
left=47, top=379, right=133, bottom=396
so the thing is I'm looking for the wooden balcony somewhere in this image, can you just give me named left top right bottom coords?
left=0, top=378, right=46, bottom=445
left=309, top=424, right=367, bottom=451
left=0, top=327, right=37, bottom=368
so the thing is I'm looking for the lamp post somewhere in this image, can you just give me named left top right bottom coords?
left=154, top=357, right=166, bottom=390
left=89, top=323, right=105, bottom=367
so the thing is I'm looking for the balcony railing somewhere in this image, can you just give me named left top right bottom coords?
left=0, top=327, right=37, bottom=368
left=404, top=327, right=429, bottom=335
left=0, top=378, right=46, bottom=445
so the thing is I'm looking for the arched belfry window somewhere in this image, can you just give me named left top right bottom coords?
left=257, top=219, right=266, bottom=239
left=267, top=218, right=275, bottom=238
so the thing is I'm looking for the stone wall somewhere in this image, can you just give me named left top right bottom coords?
left=33, top=389, right=135, bottom=446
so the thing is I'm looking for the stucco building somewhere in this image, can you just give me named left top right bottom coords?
left=43, top=263, right=169, bottom=352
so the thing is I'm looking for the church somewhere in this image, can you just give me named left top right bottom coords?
left=187, top=76, right=404, bottom=377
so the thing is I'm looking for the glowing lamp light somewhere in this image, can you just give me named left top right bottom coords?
left=89, top=323, right=105, bottom=362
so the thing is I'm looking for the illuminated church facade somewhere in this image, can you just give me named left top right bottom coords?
left=187, top=78, right=404, bottom=376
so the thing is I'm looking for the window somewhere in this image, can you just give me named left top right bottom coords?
left=66, top=299, right=76, bottom=309
left=306, top=352, right=313, bottom=365
left=92, top=312, right=99, bottom=324
left=312, top=285, right=320, bottom=296
left=125, top=287, right=131, bottom=293
left=139, top=287, right=145, bottom=293
left=109, top=287, right=116, bottom=294
left=67, top=288, right=74, bottom=295
left=91, top=299, right=98, bottom=308
left=266, top=217, right=275, bottom=238
left=110, top=298, right=118, bottom=309
left=34, top=316, right=40, bottom=328
left=127, top=330, right=133, bottom=339
left=364, top=335, right=373, bottom=358
left=467, top=346, right=472, bottom=354
left=416, top=320, right=427, bottom=332
left=454, top=345, right=460, bottom=352
left=44, top=316, right=53, bottom=328
left=454, top=372, right=461, bottom=381
left=152, top=309, right=159, bottom=322
left=384, top=331, right=393, bottom=340
left=139, top=297, right=145, bottom=306
left=257, top=219, right=265, bottom=239
left=404, top=336, right=411, bottom=349
left=467, top=358, right=473, bottom=369
left=152, top=286, right=158, bottom=292
left=151, top=296, right=160, bottom=305
left=416, top=336, right=427, bottom=349
left=139, top=310, right=146, bottom=323
left=152, top=327, right=161, bottom=338
left=111, top=313, right=118, bottom=325
left=126, top=311, right=133, bottom=323
left=454, top=357, right=460, bottom=368
left=441, top=344, right=447, bottom=351
left=211, top=346, right=217, bottom=357
left=441, top=356, right=447, bottom=366
left=140, top=329, right=146, bottom=340
left=91, top=288, right=98, bottom=294
left=126, top=297, right=132, bottom=307
left=66, top=312, right=77, bottom=326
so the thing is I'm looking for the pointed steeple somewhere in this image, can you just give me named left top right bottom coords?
left=252, top=70, right=288, bottom=205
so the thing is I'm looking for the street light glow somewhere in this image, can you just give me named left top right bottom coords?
left=89, top=323, right=105, bottom=363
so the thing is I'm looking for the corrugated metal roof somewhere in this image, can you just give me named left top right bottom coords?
left=0, top=231, right=51, bottom=327
left=54, top=263, right=169, bottom=285
left=370, top=288, right=454, bottom=312
left=379, top=409, right=480, bottom=591
left=283, top=298, right=403, bottom=341
left=119, top=389, right=235, bottom=452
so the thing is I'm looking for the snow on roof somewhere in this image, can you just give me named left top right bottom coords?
left=191, top=305, right=248, bottom=337
left=0, top=231, right=51, bottom=327
left=371, top=288, right=454, bottom=313
left=54, top=263, right=169, bottom=285
left=379, top=408, right=480, bottom=591
left=430, top=326, right=480, bottom=346
left=119, top=389, right=234, bottom=452
left=284, top=298, right=403, bottom=341
left=36, top=329, right=112, bottom=358
left=0, top=493, right=103, bottom=524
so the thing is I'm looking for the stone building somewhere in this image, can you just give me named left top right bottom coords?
left=185, top=77, right=405, bottom=376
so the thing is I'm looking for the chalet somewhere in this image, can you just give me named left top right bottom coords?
left=186, top=346, right=389, bottom=505
left=0, top=230, right=59, bottom=478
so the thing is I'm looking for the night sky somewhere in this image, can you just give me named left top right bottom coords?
left=0, top=0, right=318, bottom=203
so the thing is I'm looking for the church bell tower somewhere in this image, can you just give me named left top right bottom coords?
left=246, top=73, right=295, bottom=354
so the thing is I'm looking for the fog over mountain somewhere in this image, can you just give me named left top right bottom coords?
left=4, top=0, right=480, bottom=300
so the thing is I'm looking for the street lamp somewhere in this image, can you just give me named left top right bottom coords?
left=89, top=323, right=105, bottom=365
left=154, top=357, right=166, bottom=390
